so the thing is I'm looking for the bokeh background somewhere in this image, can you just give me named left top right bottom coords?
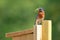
left=0, top=0, right=60, bottom=40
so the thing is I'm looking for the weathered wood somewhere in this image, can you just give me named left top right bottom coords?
left=6, top=29, right=33, bottom=37
left=34, top=25, right=42, bottom=40
left=12, top=33, right=33, bottom=40
left=34, top=20, right=52, bottom=40
left=5, top=20, right=52, bottom=40
left=42, top=20, right=52, bottom=40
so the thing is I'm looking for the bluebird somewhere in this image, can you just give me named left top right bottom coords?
left=35, top=8, right=45, bottom=25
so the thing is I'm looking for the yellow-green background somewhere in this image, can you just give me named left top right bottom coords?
left=0, top=0, right=60, bottom=40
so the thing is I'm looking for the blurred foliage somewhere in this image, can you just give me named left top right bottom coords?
left=0, top=0, right=60, bottom=40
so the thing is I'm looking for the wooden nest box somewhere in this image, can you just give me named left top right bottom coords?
left=5, top=20, right=52, bottom=40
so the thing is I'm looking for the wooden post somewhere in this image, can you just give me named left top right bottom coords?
left=5, top=20, right=52, bottom=40
left=34, top=25, right=42, bottom=40
left=34, top=20, right=52, bottom=40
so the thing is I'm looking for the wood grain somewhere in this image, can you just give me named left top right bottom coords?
left=12, top=33, right=33, bottom=40
left=6, top=29, right=33, bottom=37
left=42, top=20, right=52, bottom=40
left=5, top=20, right=52, bottom=40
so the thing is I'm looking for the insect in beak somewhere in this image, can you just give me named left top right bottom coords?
left=35, top=8, right=39, bottom=12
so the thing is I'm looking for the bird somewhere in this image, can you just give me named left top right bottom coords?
left=34, top=8, right=45, bottom=25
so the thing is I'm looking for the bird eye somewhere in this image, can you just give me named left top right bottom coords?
left=39, top=10, right=42, bottom=12
left=39, top=8, right=44, bottom=12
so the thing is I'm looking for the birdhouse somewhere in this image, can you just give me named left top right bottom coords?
left=5, top=20, right=52, bottom=40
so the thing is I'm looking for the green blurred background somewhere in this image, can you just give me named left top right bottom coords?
left=0, top=0, right=60, bottom=40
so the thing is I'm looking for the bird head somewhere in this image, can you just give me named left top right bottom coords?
left=39, top=8, right=44, bottom=12
left=35, top=8, right=44, bottom=13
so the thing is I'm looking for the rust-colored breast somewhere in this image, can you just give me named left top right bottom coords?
left=38, top=13, right=44, bottom=18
